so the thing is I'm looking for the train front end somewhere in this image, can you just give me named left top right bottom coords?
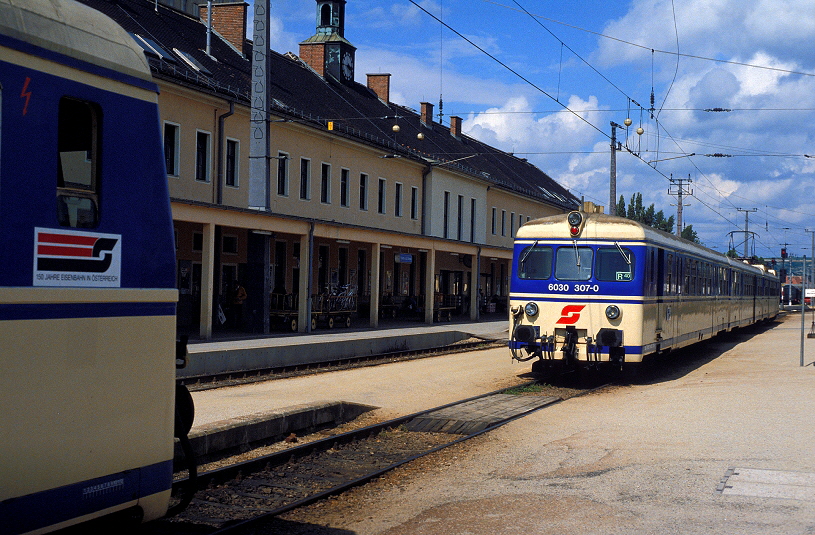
left=509, top=211, right=647, bottom=377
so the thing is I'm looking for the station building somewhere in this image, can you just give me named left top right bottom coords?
left=78, top=0, right=580, bottom=338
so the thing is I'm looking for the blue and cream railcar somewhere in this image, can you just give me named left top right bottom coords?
left=0, top=1, right=180, bottom=533
left=508, top=211, right=779, bottom=376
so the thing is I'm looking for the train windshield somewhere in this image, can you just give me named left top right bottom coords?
left=555, top=246, right=593, bottom=281
left=517, top=245, right=553, bottom=279
left=596, top=247, right=635, bottom=281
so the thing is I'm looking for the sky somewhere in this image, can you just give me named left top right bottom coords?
left=250, top=0, right=815, bottom=260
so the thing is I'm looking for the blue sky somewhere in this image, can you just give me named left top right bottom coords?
left=252, top=0, right=815, bottom=259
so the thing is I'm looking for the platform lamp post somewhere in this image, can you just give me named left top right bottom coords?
left=802, top=253, right=807, bottom=367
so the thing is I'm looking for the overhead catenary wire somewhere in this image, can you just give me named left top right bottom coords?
left=408, top=0, right=811, bottom=245
left=484, top=0, right=815, bottom=78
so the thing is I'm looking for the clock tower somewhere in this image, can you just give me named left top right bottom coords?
left=299, top=0, right=356, bottom=84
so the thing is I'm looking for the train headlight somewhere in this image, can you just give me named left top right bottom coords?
left=567, top=211, right=583, bottom=236
left=605, top=305, right=621, bottom=320
left=524, top=302, right=539, bottom=317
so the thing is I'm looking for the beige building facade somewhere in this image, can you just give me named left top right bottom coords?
left=82, top=0, right=579, bottom=339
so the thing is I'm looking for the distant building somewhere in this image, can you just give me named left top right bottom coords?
left=77, top=0, right=580, bottom=338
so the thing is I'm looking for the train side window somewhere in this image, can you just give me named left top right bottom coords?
left=555, top=246, right=593, bottom=281
left=596, top=247, right=635, bottom=281
left=518, top=246, right=553, bottom=280
left=57, top=97, right=100, bottom=228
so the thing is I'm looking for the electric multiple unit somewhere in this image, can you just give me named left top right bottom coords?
left=509, top=211, right=779, bottom=376
left=0, top=1, right=185, bottom=532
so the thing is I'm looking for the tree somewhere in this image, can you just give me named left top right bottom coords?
left=616, top=195, right=626, bottom=217
left=619, top=192, right=675, bottom=234
left=681, top=224, right=700, bottom=244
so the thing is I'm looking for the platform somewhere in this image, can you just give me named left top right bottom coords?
left=183, top=319, right=515, bottom=460
left=181, top=319, right=509, bottom=379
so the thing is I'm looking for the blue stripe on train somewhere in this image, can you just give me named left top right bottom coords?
left=0, top=302, right=176, bottom=321
left=0, top=460, right=172, bottom=535
left=0, top=33, right=159, bottom=93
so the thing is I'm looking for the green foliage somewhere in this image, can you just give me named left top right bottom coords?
left=617, top=193, right=676, bottom=234
left=504, top=383, right=546, bottom=395
left=681, top=224, right=700, bottom=244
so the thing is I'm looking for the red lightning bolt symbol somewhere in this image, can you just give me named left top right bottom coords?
left=21, top=77, right=31, bottom=116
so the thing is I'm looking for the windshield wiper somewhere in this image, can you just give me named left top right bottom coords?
left=573, top=240, right=580, bottom=266
left=519, top=240, right=538, bottom=265
left=615, top=241, right=632, bottom=265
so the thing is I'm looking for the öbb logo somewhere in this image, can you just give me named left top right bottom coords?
left=556, top=305, right=585, bottom=324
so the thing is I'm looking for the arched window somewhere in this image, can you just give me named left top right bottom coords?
left=320, top=4, right=332, bottom=26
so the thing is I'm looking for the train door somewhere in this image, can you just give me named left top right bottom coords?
left=751, top=274, right=757, bottom=323
left=657, top=248, right=675, bottom=349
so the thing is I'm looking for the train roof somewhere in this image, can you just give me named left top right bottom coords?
left=0, top=0, right=151, bottom=82
left=517, top=212, right=775, bottom=276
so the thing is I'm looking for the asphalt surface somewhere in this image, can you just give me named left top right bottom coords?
left=276, top=314, right=815, bottom=534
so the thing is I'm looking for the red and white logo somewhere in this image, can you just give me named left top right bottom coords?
left=33, top=228, right=121, bottom=287
left=556, top=305, right=585, bottom=324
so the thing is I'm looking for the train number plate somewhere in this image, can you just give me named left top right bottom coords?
left=548, top=283, right=600, bottom=293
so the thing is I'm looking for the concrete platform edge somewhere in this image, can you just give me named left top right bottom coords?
left=180, top=330, right=470, bottom=378
left=176, top=401, right=377, bottom=464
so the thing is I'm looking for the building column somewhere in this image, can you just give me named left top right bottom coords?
left=423, top=247, right=436, bottom=324
left=369, top=242, right=380, bottom=328
left=199, top=222, right=216, bottom=339
left=298, top=231, right=312, bottom=333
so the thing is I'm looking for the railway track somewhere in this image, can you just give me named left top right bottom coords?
left=139, top=380, right=607, bottom=535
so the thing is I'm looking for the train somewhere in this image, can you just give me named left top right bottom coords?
left=781, top=283, right=803, bottom=307
left=0, top=1, right=193, bottom=533
left=508, top=211, right=779, bottom=376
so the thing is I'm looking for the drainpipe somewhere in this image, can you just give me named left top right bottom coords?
left=206, top=0, right=213, bottom=56
left=216, top=100, right=234, bottom=205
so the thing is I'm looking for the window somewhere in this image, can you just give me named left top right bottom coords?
left=470, top=199, right=476, bottom=243
left=510, top=212, right=516, bottom=237
left=378, top=178, right=386, bottom=214
left=596, top=247, right=634, bottom=281
left=443, top=191, right=450, bottom=238
left=555, top=246, right=593, bottom=281
left=340, top=168, right=350, bottom=207
left=57, top=97, right=100, bottom=228
left=300, top=158, right=310, bottom=200
left=518, top=246, right=553, bottom=280
left=192, top=232, right=203, bottom=252
left=411, top=186, right=418, bottom=220
left=195, top=130, right=211, bottom=182
left=225, top=139, right=239, bottom=187
left=320, top=163, right=331, bottom=203
left=457, top=195, right=463, bottom=241
left=394, top=182, right=403, bottom=217
left=163, top=122, right=180, bottom=176
left=501, top=210, right=506, bottom=236
left=359, top=173, right=368, bottom=210
left=277, top=152, right=289, bottom=196
left=173, top=47, right=211, bottom=75
left=491, top=208, right=497, bottom=235
left=222, top=235, right=238, bottom=254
